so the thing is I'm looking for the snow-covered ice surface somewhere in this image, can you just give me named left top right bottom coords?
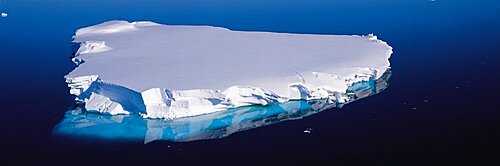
left=66, top=20, right=393, bottom=119
left=55, top=71, right=391, bottom=143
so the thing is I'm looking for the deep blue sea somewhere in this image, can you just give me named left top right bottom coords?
left=1, top=0, right=499, bottom=165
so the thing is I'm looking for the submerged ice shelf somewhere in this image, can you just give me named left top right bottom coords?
left=55, top=71, right=391, bottom=143
left=65, top=20, right=393, bottom=119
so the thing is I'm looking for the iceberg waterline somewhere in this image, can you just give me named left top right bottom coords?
left=65, top=20, right=393, bottom=119
left=55, top=70, right=391, bottom=143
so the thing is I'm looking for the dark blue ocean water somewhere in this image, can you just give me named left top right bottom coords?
left=1, top=0, right=499, bottom=165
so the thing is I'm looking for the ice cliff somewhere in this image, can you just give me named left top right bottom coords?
left=65, top=20, right=393, bottom=119
left=55, top=70, right=392, bottom=143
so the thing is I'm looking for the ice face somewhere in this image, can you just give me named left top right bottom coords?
left=54, top=71, right=391, bottom=143
left=65, top=20, right=393, bottom=119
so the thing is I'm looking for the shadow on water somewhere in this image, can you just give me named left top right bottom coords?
left=53, top=70, right=391, bottom=143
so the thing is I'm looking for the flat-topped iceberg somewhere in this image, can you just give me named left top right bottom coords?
left=66, top=20, right=393, bottom=119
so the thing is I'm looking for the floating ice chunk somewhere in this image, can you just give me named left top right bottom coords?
left=1, top=12, right=7, bottom=18
left=65, top=20, right=393, bottom=119
left=303, top=128, right=313, bottom=134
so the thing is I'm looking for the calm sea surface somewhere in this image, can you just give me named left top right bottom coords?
left=0, top=0, right=499, bottom=165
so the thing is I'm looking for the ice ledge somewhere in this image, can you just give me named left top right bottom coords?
left=65, top=67, right=382, bottom=119
left=66, top=75, right=99, bottom=97
left=55, top=70, right=392, bottom=143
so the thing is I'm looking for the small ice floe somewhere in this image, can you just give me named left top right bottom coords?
left=1, top=12, right=7, bottom=18
left=303, top=128, right=313, bottom=134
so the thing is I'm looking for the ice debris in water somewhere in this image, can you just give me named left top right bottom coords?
left=303, top=128, right=313, bottom=134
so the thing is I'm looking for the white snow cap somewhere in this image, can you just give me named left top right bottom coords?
left=66, top=20, right=393, bottom=119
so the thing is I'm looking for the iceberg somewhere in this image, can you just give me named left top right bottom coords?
left=54, top=71, right=391, bottom=143
left=66, top=20, right=393, bottom=119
